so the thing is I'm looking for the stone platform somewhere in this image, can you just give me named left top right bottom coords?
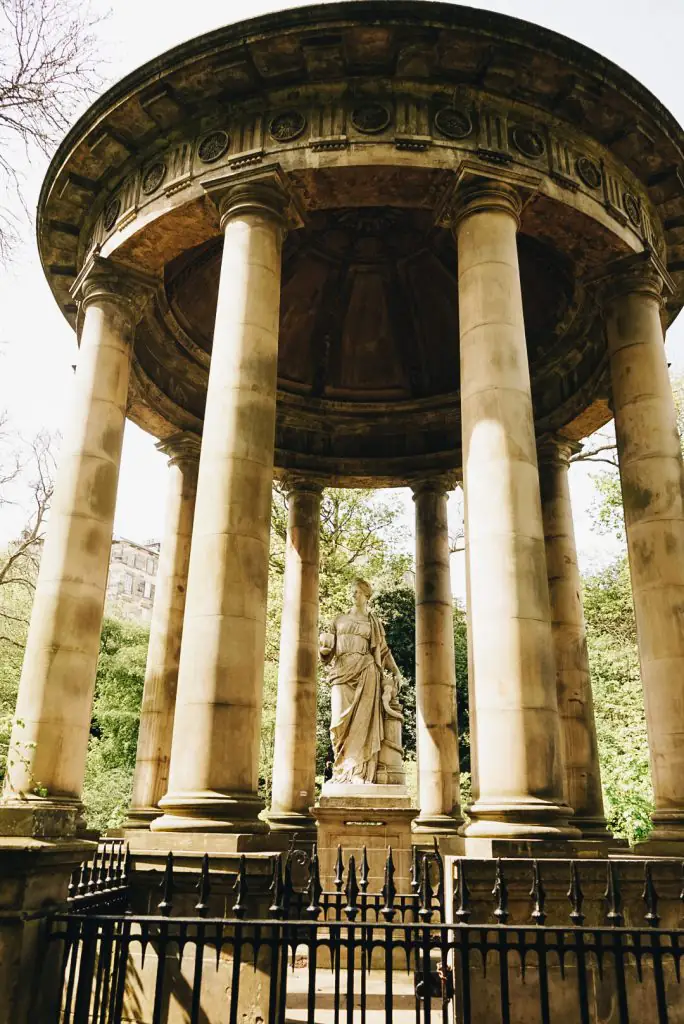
left=313, top=784, right=417, bottom=892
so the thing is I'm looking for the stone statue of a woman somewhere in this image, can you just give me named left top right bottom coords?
left=319, top=578, right=404, bottom=785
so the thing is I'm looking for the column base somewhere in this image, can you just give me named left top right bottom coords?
left=0, top=795, right=88, bottom=839
left=412, top=813, right=464, bottom=835
left=572, top=815, right=615, bottom=841
left=151, top=791, right=268, bottom=834
left=122, top=806, right=157, bottom=829
left=632, top=810, right=684, bottom=855
left=647, top=809, right=684, bottom=844
left=465, top=798, right=581, bottom=841
left=265, top=809, right=317, bottom=839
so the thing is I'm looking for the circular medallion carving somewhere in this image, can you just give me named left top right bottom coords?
left=434, top=107, right=472, bottom=140
left=623, top=191, right=641, bottom=227
left=576, top=156, right=602, bottom=190
left=103, top=198, right=121, bottom=232
left=269, top=110, right=306, bottom=142
left=198, top=130, right=230, bottom=163
left=141, top=161, right=167, bottom=195
left=351, top=103, right=391, bottom=134
left=511, top=126, right=545, bottom=158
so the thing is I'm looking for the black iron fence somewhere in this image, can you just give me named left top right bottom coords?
left=42, top=846, right=684, bottom=1024
left=67, top=838, right=130, bottom=911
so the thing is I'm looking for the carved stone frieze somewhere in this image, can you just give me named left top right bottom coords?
left=78, top=82, right=662, bottom=289
left=351, top=103, right=391, bottom=134
left=269, top=110, right=306, bottom=142
left=576, top=156, right=602, bottom=190
left=434, top=107, right=473, bottom=140
left=511, top=125, right=545, bottom=160
left=102, top=197, right=121, bottom=232
left=197, top=130, right=230, bottom=163
left=142, top=162, right=167, bottom=195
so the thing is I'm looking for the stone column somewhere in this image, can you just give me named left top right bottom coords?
left=267, top=476, right=322, bottom=833
left=126, top=433, right=200, bottom=827
left=412, top=478, right=462, bottom=834
left=1, top=256, right=153, bottom=836
left=602, top=254, right=684, bottom=844
left=152, top=167, right=298, bottom=833
left=453, top=178, right=576, bottom=840
left=538, top=436, right=609, bottom=838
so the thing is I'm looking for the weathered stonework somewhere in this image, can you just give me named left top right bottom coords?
left=12, top=1, right=684, bottom=850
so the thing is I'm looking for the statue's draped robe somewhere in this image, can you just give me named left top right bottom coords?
left=325, top=612, right=389, bottom=783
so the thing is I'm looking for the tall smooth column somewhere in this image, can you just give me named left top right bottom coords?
left=1, top=257, right=152, bottom=835
left=538, top=437, right=609, bottom=838
left=603, top=256, right=684, bottom=843
left=153, top=169, right=291, bottom=833
left=268, top=477, right=322, bottom=833
left=126, top=433, right=200, bottom=826
left=412, top=479, right=462, bottom=834
left=454, top=178, right=576, bottom=839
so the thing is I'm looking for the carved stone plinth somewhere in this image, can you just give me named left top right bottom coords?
left=0, top=838, right=94, bottom=1024
left=313, top=785, right=416, bottom=893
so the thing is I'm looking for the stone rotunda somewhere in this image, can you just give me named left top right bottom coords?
left=5, top=1, right=684, bottom=864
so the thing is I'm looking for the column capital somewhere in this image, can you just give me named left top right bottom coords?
left=537, top=433, right=582, bottom=469
left=201, top=162, right=306, bottom=233
left=410, top=472, right=460, bottom=499
left=156, top=431, right=201, bottom=467
left=435, top=160, right=541, bottom=231
left=592, top=250, right=674, bottom=307
left=451, top=179, right=523, bottom=230
left=279, top=472, right=325, bottom=499
left=71, top=254, right=157, bottom=320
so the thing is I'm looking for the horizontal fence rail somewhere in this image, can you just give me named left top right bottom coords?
left=46, top=914, right=684, bottom=1024
left=41, top=845, right=684, bottom=1024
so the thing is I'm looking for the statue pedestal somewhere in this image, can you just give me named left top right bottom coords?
left=313, top=784, right=416, bottom=892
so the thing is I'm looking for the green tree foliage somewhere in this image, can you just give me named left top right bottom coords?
left=82, top=618, right=148, bottom=830
left=257, top=662, right=278, bottom=802
left=588, top=376, right=684, bottom=541
left=583, top=557, right=653, bottom=844
left=580, top=376, right=684, bottom=845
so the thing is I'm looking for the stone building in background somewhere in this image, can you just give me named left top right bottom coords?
left=105, top=537, right=159, bottom=625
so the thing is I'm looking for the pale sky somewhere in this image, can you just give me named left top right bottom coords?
left=2, top=0, right=683, bottom=600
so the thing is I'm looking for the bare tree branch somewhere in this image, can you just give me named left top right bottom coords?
left=570, top=442, right=619, bottom=469
left=0, top=418, right=58, bottom=651
left=0, top=0, right=106, bottom=260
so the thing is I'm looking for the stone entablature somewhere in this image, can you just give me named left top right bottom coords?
left=35, top=4, right=684, bottom=487
left=39, top=3, right=683, bottom=312
left=81, top=83, right=662, bottom=269
left=35, top=3, right=684, bottom=487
